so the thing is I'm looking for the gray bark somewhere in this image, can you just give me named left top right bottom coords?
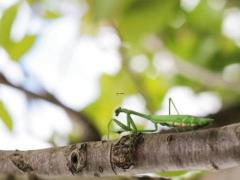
left=0, top=174, right=169, bottom=180
left=1, top=123, right=240, bottom=176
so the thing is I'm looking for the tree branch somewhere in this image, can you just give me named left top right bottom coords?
left=0, top=72, right=101, bottom=141
left=173, top=58, right=240, bottom=93
left=119, top=45, right=156, bottom=113
left=1, top=123, right=240, bottom=176
left=0, top=174, right=169, bottom=180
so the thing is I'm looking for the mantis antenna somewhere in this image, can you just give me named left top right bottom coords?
left=169, top=98, right=180, bottom=115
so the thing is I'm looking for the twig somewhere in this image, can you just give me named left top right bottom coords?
left=174, top=58, right=240, bottom=92
left=0, top=72, right=101, bottom=141
left=0, top=123, right=240, bottom=176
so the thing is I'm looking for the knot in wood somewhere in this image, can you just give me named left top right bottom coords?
left=111, top=133, right=143, bottom=171
left=67, top=143, right=87, bottom=175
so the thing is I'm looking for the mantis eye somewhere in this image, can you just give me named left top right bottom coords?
left=115, top=107, right=122, bottom=116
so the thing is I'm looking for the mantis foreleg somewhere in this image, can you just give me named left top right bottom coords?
left=107, top=118, right=133, bottom=139
left=127, top=113, right=137, bottom=132
left=125, top=113, right=158, bottom=133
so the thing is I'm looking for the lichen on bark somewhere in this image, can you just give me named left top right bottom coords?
left=110, top=133, right=144, bottom=174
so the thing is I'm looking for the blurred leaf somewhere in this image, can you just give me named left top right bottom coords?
left=82, top=0, right=134, bottom=34
left=161, top=2, right=239, bottom=72
left=0, top=101, right=13, bottom=131
left=0, top=3, right=36, bottom=61
left=81, top=9, right=99, bottom=35
left=7, top=35, right=36, bottom=61
left=68, top=131, right=81, bottom=144
left=186, top=0, right=223, bottom=34
left=90, top=0, right=134, bottom=21
left=43, top=10, right=61, bottom=19
left=82, top=70, right=137, bottom=134
left=159, top=171, right=204, bottom=180
left=158, top=170, right=189, bottom=177
left=173, top=74, right=205, bottom=92
left=119, top=0, right=180, bottom=43
left=140, top=73, right=169, bottom=112
left=0, top=3, right=18, bottom=46
left=161, top=26, right=200, bottom=60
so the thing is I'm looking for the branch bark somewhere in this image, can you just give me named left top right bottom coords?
left=0, top=72, right=101, bottom=141
left=1, top=123, right=240, bottom=176
left=0, top=174, right=169, bottom=180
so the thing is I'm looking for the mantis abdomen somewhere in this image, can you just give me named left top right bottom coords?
left=150, top=115, right=214, bottom=128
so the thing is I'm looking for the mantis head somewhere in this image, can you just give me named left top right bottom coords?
left=115, top=107, right=122, bottom=116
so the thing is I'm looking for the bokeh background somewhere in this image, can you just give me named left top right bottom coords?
left=0, top=0, right=240, bottom=179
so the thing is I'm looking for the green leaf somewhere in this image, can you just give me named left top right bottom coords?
left=7, top=35, right=36, bottom=61
left=43, top=10, right=61, bottom=19
left=87, top=0, right=134, bottom=22
left=141, top=74, right=169, bottom=112
left=0, top=3, right=18, bottom=46
left=159, top=170, right=204, bottom=180
left=186, top=0, right=223, bottom=34
left=0, top=101, right=13, bottom=131
left=82, top=70, right=137, bottom=134
left=119, top=0, right=180, bottom=43
left=0, top=3, right=36, bottom=61
left=158, top=170, right=189, bottom=177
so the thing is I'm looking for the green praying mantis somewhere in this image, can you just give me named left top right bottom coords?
left=108, top=98, right=214, bottom=138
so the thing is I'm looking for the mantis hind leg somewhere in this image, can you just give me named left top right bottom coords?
left=168, top=98, right=181, bottom=132
left=169, top=98, right=180, bottom=115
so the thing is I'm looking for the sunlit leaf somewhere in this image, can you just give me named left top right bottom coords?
left=141, top=74, right=169, bottom=112
left=82, top=0, right=134, bottom=34
left=0, top=3, right=18, bottom=46
left=158, top=170, right=189, bottom=177
left=0, top=101, right=13, bottom=131
left=82, top=70, right=137, bottom=134
left=86, top=0, right=134, bottom=22
left=158, top=170, right=204, bottom=180
left=0, top=3, right=36, bottom=61
left=7, top=35, right=36, bottom=61
left=186, top=0, right=223, bottom=34
left=118, top=0, right=180, bottom=43
left=44, top=10, right=61, bottom=19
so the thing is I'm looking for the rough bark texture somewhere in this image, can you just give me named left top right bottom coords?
left=0, top=174, right=169, bottom=180
left=1, top=123, right=240, bottom=176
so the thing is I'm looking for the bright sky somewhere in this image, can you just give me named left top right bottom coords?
left=1, top=0, right=240, bottom=150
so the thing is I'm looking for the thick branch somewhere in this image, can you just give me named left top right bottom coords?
left=0, top=72, right=100, bottom=141
left=1, top=123, right=240, bottom=176
left=0, top=174, right=168, bottom=180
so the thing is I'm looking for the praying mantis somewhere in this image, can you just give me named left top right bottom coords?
left=108, top=98, right=214, bottom=138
